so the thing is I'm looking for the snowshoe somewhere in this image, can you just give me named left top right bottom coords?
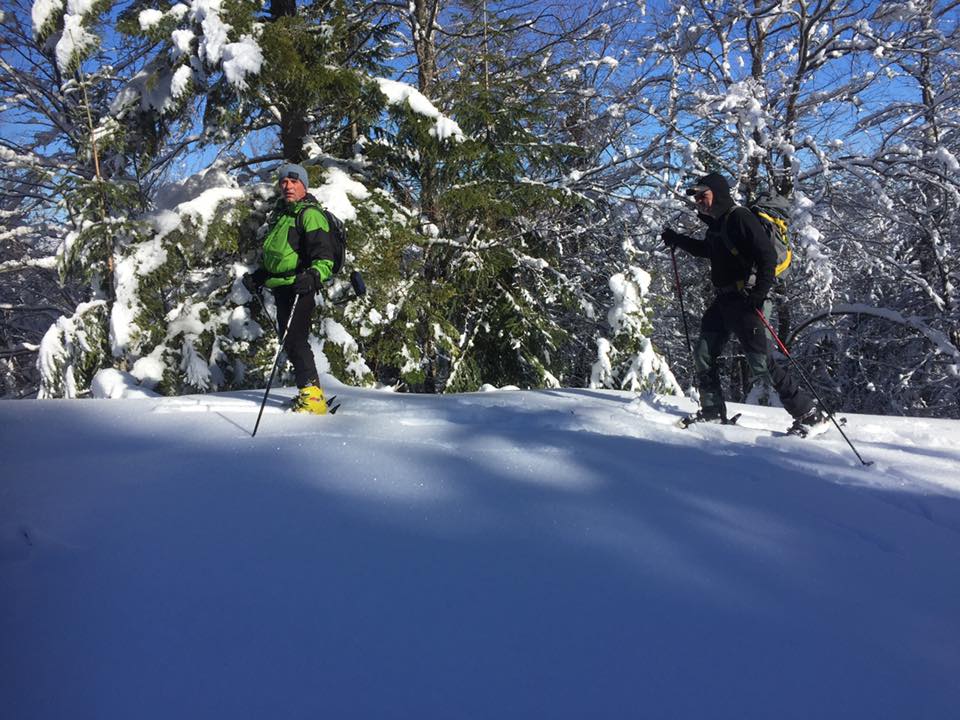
left=786, top=406, right=832, bottom=438
left=677, top=411, right=741, bottom=429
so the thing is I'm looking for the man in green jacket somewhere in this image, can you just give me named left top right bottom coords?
left=243, top=163, right=336, bottom=414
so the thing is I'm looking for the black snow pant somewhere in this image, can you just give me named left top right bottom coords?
left=273, top=285, right=319, bottom=389
left=693, top=292, right=813, bottom=421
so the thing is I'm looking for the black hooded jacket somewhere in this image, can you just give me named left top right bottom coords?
left=671, top=175, right=777, bottom=299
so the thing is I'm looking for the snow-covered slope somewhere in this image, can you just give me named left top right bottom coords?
left=2, top=383, right=959, bottom=718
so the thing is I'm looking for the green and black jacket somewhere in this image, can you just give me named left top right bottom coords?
left=259, top=194, right=335, bottom=288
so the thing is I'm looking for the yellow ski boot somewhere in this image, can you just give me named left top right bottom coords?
left=292, top=384, right=328, bottom=415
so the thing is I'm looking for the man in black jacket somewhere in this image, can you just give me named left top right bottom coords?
left=662, top=172, right=826, bottom=435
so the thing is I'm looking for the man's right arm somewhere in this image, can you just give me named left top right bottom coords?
left=662, top=228, right=709, bottom=258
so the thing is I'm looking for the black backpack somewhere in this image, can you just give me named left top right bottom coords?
left=296, top=202, right=346, bottom=275
left=748, top=192, right=792, bottom=277
left=295, top=202, right=366, bottom=298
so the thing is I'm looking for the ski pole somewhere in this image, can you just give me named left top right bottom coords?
left=670, top=248, right=694, bottom=360
left=252, top=293, right=300, bottom=438
left=756, top=309, right=872, bottom=466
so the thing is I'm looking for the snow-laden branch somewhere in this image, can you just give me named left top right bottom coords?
left=374, top=77, right=465, bottom=142
left=0, top=255, right=58, bottom=274
left=0, top=303, right=63, bottom=316
left=789, top=304, right=960, bottom=370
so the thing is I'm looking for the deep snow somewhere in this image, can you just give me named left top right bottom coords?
left=2, top=382, right=959, bottom=719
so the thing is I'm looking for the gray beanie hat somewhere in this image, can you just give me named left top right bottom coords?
left=277, top=163, right=309, bottom=189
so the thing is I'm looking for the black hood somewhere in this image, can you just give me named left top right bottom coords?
left=688, top=172, right=734, bottom=216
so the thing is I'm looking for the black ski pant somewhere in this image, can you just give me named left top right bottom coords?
left=273, top=285, right=319, bottom=389
left=693, top=293, right=813, bottom=420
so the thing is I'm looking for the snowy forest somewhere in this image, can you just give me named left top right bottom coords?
left=1, top=0, right=958, bottom=418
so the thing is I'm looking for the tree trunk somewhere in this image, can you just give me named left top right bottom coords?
left=411, top=0, right=441, bottom=223
left=271, top=0, right=305, bottom=161
left=271, top=0, right=297, bottom=21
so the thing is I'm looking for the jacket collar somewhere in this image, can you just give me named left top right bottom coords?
left=699, top=195, right=736, bottom=229
left=708, top=193, right=735, bottom=219
left=274, top=193, right=319, bottom=215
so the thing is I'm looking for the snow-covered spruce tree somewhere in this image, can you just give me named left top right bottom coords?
left=429, top=20, right=596, bottom=392
left=8, top=0, right=260, bottom=400
left=353, top=0, right=680, bottom=393
left=2, top=0, right=157, bottom=397
left=347, top=1, right=573, bottom=391
left=67, top=0, right=391, bottom=396
left=533, top=6, right=692, bottom=395
left=36, top=300, right=110, bottom=398
left=26, top=0, right=278, bottom=397
left=588, top=223, right=681, bottom=396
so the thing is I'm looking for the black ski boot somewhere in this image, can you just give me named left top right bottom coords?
left=786, top=406, right=830, bottom=437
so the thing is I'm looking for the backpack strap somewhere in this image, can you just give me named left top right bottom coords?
left=293, top=201, right=324, bottom=271
left=293, top=202, right=342, bottom=280
left=294, top=202, right=317, bottom=244
left=717, top=208, right=741, bottom=259
left=716, top=207, right=756, bottom=292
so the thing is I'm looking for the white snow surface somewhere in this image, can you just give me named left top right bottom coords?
left=90, top=368, right=161, bottom=399
left=2, top=386, right=959, bottom=717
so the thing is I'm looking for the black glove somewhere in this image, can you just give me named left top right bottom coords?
left=745, top=290, right=766, bottom=310
left=293, top=268, right=321, bottom=295
left=242, top=268, right=268, bottom=293
left=661, top=227, right=683, bottom=248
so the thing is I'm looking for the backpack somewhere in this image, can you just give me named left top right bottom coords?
left=296, top=203, right=346, bottom=276
left=748, top=192, right=792, bottom=277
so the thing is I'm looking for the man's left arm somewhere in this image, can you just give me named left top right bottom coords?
left=300, top=207, right=336, bottom=283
